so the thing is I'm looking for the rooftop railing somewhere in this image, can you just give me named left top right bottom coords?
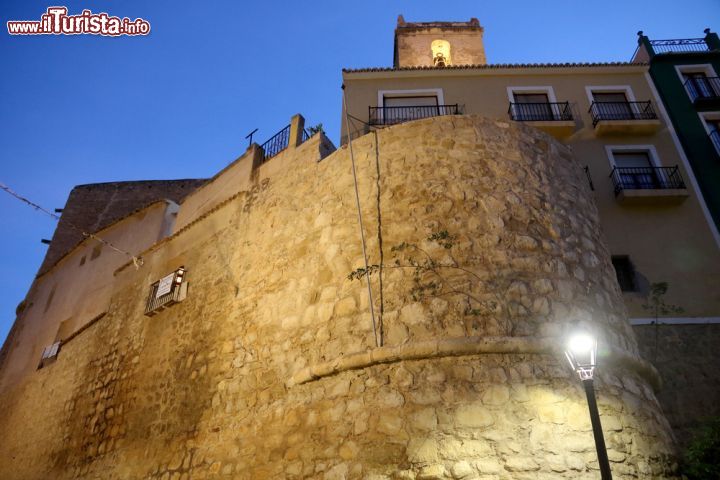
left=589, top=101, right=657, bottom=127
left=684, top=77, right=720, bottom=102
left=609, top=166, right=685, bottom=195
left=649, top=38, right=709, bottom=54
left=368, top=104, right=460, bottom=126
left=260, top=125, right=291, bottom=161
left=508, top=102, right=572, bottom=121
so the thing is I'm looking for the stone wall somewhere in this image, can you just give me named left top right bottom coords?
left=0, top=116, right=678, bottom=479
left=634, top=323, right=720, bottom=449
left=38, top=179, right=205, bottom=277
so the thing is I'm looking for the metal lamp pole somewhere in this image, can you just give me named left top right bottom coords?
left=565, top=333, right=613, bottom=480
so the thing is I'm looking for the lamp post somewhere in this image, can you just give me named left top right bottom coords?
left=565, top=333, right=613, bottom=480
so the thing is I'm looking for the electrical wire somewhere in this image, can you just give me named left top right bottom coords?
left=342, top=85, right=379, bottom=347
left=0, top=181, right=144, bottom=269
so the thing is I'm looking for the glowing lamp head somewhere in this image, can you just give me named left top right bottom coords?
left=564, top=332, right=597, bottom=380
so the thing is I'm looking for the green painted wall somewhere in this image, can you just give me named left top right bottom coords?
left=646, top=42, right=720, bottom=230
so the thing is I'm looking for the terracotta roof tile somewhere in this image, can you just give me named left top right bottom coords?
left=343, top=62, right=646, bottom=73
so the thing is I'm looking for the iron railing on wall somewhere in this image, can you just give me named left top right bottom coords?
left=259, top=125, right=314, bottom=162
left=260, top=125, right=291, bottom=161
left=609, top=166, right=685, bottom=195
left=649, top=38, right=709, bottom=54
left=368, top=104, right=460, bottom=126
left=589, top=101, right=657, bottom=126
left=508, top=102, right=572, bottom=121
left=684, top=77, right=720, bottom=102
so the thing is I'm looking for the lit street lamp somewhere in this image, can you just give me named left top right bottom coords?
left=565, top=333, right=613, bottom=480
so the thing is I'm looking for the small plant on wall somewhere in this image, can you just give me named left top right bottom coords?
left=306, top=123, right=324, bottom=136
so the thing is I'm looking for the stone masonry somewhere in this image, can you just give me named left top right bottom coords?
left=0, top=116, right=678, bottom=479
left=38, top=179, right=206, bottom=277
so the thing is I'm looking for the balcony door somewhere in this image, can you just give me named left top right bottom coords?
left=613, top=151, right=658, bottom=189
left=383, top=95, right=439, bottom=124
left=592, top=91, right=632, bottom=120
left=707, top=118, right=720, bottom=154
left=682, top=72, right=713, bottom=100
left=512, top=93, right=553, bottom=121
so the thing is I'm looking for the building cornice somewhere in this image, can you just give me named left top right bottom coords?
left=343, top=62, right=649, bottom=78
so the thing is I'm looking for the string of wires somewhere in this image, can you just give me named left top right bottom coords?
left=0, top=181, right=144, bottom=269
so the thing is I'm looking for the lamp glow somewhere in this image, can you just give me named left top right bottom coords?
left=564, top=332, right=597, bottom=381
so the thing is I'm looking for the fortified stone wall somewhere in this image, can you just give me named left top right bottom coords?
left=633, top=323, right=720, bottom=449
left=0, top=116, right=678, bottom=479
left=38, top=179, right=205, bottom=277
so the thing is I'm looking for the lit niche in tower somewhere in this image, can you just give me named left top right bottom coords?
left=431, top=39, right=452, bottom=67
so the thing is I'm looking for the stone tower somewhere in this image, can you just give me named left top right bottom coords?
left=393, top=15, right=487, bottom=67
left=0, top=115, right=679, bottom=478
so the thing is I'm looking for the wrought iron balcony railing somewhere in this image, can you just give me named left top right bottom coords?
left=710, top=130, right=720, bottom=156
left=368, top=104, right=460, bottom=126
left=589, top=101, right=658, bottom=126
left=649, top=38, right=709, bottom=54
left=609, top=166, right=685, bottom=195
left=508, top=102, right=572, bottom=121
left=684, top=77, right=720, bottom=102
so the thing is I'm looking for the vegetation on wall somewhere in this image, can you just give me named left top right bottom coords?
left=682, top=417, right=720, bottom=479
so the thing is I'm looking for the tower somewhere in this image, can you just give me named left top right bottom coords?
left=393, top=15, right=487, bottom=68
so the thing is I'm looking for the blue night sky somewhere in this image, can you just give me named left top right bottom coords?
left=1, top=0, right=718, bottom=345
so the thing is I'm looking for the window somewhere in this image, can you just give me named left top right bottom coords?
left=683, top=72, right=714, bottom=100
left=145, top=266, right=188, bottom=316
left=38, top=341, right=61, bottom=369
left=611, top=256, right=637, bottom=292
left=612, top=151, right=659, bottom=189
left=506, top=86, right=571, bottom=122
left=592, top=91, right=632, bottom=120
left=606, top=145, right=686, bottom=196
left=512, top=93, right=552, bottom=120
left=371, top=89, right=451, bottom=126
left=676, top=64, right=719, bottom=101
left=382, top=96, right=439, bottom=124
left=699, top=113, right=720, bottom=155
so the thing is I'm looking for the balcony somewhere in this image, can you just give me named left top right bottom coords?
left=589, top=101, right=661, bottom=135
left=684, top=77, right=720, bottom=106
left=609, top=165, right=688, bottom=205
left=368, top=104, right=460, bottom=126
left=710, top=130, right=720, bottom=156
left=508, top=102, right=575, bottom=138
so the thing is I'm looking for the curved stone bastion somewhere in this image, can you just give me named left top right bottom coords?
left=0, top=116, right=678, bottom=479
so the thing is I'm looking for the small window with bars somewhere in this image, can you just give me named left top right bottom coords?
left=145, top=266, right=188, bottom=316
left=611, top=256, right=637, bottom=292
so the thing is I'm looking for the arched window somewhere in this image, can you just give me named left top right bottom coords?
left=431, top=39, right=451, bottom=67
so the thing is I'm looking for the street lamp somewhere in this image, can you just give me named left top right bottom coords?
left=565, top=332, right=613, bottom=480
